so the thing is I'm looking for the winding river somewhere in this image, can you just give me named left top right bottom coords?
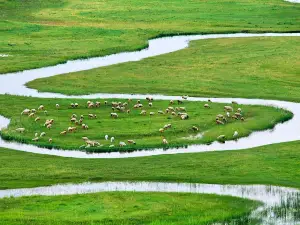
left=1, top=2, right=300, bottom=224
left=1, top=181, right=299, bottom=224
left=0, top=33, right=299, bottom=158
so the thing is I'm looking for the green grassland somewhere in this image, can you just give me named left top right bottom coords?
left=0, top=95, right=292, bottom=151
left=1, top=0, right=300, bottom=74
left=28, top=37, right=300, bottom=102
left=1, top=141, right=299, bottom=190
left=0, top=192, right=259, bottom=225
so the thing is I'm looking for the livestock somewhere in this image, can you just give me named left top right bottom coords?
left=140, top=110, right=147, bottom=115
left=32, top=137, right=39, bottom=142
left=119, top=141, right=126, bottom=147
left=150, top=112, right=155, bottom=116
left=49, top=138, right=52, bottom=143
left=204, top=104, right=210, bottom=108
left=127, top=140, right=136, bottom=145
left=162, top=138, right=168, bottom=144
left=233, top=131, right=238, bottom=139
left=224, top=106, right=233, bottom=112
left=192, top=126, right=199, bottom=131
left=111, top=137, right=115, bottom=142
left=56, top=104, right=60, bottom=109
left=21, top=109, right=30, bottom=115
left=105, top=135, right=108, bottom=140
left=16, top=128, right=25, bottom=133
left=35, top=117, right=40, bottom=122
left=38, top=105, right=44, bottom=111
left=149, top=102, right=153, bottom=107
left=60, top=131, right=67, bottom=135
left=40, top=132, right=46, bottom=137
left=111, top=113, right=118, bottom=118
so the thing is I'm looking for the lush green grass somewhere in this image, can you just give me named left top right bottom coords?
left=1, top=0, right=300, bottom=74
left=28, top=37, right=300, bottom=102
left=1, top=141, right=300, bottom=190
left=0, top=192, right=259, bottom=225
left=0, top=95, right=291, bottom=152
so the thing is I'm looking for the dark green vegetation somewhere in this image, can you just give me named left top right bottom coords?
left=1, top=141, right=300, bottom=190
left=1, top=0, right=300, bottom=74
left=28, top=37, right=300, bottom=102
left=0, top=192, right=259, bottom=225
left=0, top=95, right=291, bottom=151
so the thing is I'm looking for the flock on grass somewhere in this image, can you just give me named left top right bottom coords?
left=15, top=96, right=245, bottom=149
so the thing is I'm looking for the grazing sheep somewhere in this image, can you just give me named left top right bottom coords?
left=158, top=110, right=164, bottom=114
left=237, top=108, right=242, bottom=112
left=168, top=107, right=174, bottom=111
left=149, top=102, right=153, bottom=107
left=72, top=114, right=77, bottom=118
left=234, top=112, right=242, bottom=118
left=119, top=141, right=126, bottom=147
left=177, top=107, right=186, bottom=111
left=226, top=112, right=230, bottom=118
left=21, top=109, right=31, bottom=115
left=44, top=110, right=48, bottom=115
left=105, top=135, right=108, bottom=140
left=217, top=135, right=226, bottom=141
left=88, top=114, right=96, bottom=119
left=40, top=132, right=46, bottom=137
left=48, top=138, right=52, bottom=143
left=70, top=117, right=76, bottom=123
left=104, top=101, right=108, bottom=105
left=233, top=131, right=239, bottom=139
left=28, top=113, right=35, bottom=118
left=75, top=120, right=79, bottom=125
left=192, top=126, right=199, bottom=131
left=127, top=109, right=130, bottom=114
left=171, top=112, right=176, bottom=116
left=138, top=104, right=143, bottom=108
left=216, top=119, right=224, bottom=125
left=204, top=104, right=210, bottom=108
left=224, top=106, right=233, bottom=112
left=140, top=110, right=147, bottom=115
left=87, top=101, right=91, bottom=105
left=146, top=96, right=153, bottom=102
left=165, top=109, right=169, bottom=113
left=127, top=140, right=136, bottom=145
left=68, top=127, right=76, bottom=132
left=137, top=100, right=141, bottom=104
left=75, top=103, right=79, bottom=108
left=231, top=115, right=238, bottom=120
left=181, top=114, right=189, bottom=120
left=111, top=113, right=118, bottom=118
left=84, top=125, right=89, bottom=130
left=70, top=103, right=75, bottom=108
left=162, top=138, right=168, bottom=144
left=55, top=104, right=60, bottom=109
left=60, top=131, right=67, bottom=135
left=35, top=132, right=38, bottom=137
left=241, top=117, right=245, bottom=122
left=150, top=112, right=155, bottom=116
left=169, top=100, right=174, bottom=105
left=95, top=101, right=100, bottom=107
left=82, top=137, right=89, bottom=141
left=88, top=103, right=94, bottom=108
left=163, top=124, right=172, bottom=130
left=217, top=114, right=224, bottom=119
left=31, top=109, right=36, bottom=113
left=159, top=128, right=164, bottom=133
left=16, top=128, right=25, bottom=133
left=46, top=124, right=52, bottom=129
left=38, top=105, right=44, bottom=111
left=79, top=118, right=83, bottom=124
left=32, top=137, right=39, bottom=142
left=111, top=137, right=115, bottom=142
left=35, top=117, right=40, bottom=122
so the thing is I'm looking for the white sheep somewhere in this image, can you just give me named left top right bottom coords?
left=38, top=105, right=44, bottom=111
left=56, top=104, right=60, bottom=109
left=105, top=135, right=108, bottom=140
left=16, top=128, right=25, bottom=133
left=119, top=141, right=126, bottom=147
left=111, top=113, right=118, bottom=118
left=40, top=132, right=46, bottom=137
left=111, top=137, right=115, bottom=142
left=162, top=138, right=168, bottom=144
left=32, top=137, right=39, bottom=142
left=127, top=140, right=136, bottom=145
left=21, top=109, right=30, bottom=115
left=233, top=131, right=239, bottom=139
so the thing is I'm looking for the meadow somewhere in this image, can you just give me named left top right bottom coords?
left=0, top=95, right=292, bottom=151
left=1, top=0, right=300, bottom=74
left=1, top=0, right=300, bottom=224
left=27, top=37, right=300, bottom=102
left=0, top=192, right=258, bottom=225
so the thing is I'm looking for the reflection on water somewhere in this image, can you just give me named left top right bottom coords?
left=0, top=182, right=299, bottom=225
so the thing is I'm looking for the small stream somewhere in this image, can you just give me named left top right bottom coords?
left=0, top=181, right=299, bottom=225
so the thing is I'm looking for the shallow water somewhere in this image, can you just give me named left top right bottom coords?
left=0, top=33, right=300, bottom=158
left=0, top=181, right=299, bottom=225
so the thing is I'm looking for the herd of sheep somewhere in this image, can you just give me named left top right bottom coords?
left=15, top=96, right=244, bottom=149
